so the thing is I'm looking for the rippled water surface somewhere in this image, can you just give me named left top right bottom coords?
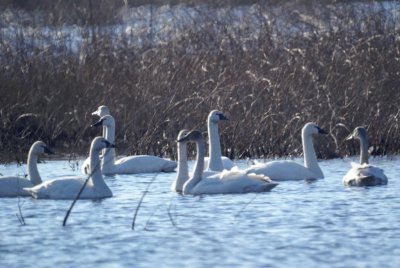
left=1, top=157, right=399, bottom=267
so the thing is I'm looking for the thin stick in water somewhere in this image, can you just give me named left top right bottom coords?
left=132, top=175, right=158, bottom=230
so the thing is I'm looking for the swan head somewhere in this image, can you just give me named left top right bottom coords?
left=302, top=122, right=328, bottom=136
left=91, top=115, right=115, bottom=128
left=177, top=129, right=189, bottom=142
left=30, top=141, right=54, bottom=156
left=177, top=130, right=203, bottom=143
left=91, top=137, right=115, bottom=151
left=346, top=127, right=367, bottom=141
left=208, top=110, right=228, bottom=124
left=92, top=105, right=110, bottom=117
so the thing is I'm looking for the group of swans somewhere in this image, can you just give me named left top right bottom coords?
left=172, top=129, right=278, bottom=195
left=0, top=137, right=114, bottom=199
left=0, top=106, right=388, bottom=199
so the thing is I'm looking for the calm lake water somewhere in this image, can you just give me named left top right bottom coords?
left=0, top=156, right=399, bottom=267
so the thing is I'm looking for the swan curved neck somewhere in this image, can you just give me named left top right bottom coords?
left=174, top=141, right=189, bottom=192
left=27, top=150, right=42, bottom=185
left=302, top=132, right=323, bottom=177
left=89, top=145, right=106, bottom=187
left=207, top=122, right=223, bottom=171
left=102, top=120, right=116, bottom=173
left=359, top=135, right=369, bottom=164
left=183, top=138, right=205, bottom=193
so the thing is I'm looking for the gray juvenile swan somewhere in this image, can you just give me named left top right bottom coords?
left=343, top=127, right=388, bottom=186
left=177, top=130, right=278, bottom=195
left=0, top=141, right=53, bottom=197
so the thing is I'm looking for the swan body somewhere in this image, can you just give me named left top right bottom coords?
left=24, top=137, right=113, bottom=199
left=343, top=127, right=388, bottom=186
left=0, top=141, right=53, bottom=197
left=177, top=130, right=278, bottom=195
left=81, top=105, right=111, bottom=174
left=91, top=115, right=177, bottom=175
left=245, top=122, right=327, bottom=181
left=206, top=110, right=235, bottom=171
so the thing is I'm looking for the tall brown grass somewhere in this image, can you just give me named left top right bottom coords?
left=0, top=1, right=399, bottom=163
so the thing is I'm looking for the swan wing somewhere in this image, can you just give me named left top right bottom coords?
left=114, top=155, right=177, bottom=174
left=190, top=168, right=278, bottom=195
left=24, top=178, right=88, bottom=199
left=246, top=160, right=318, bottom=181
left=343, top=164, right=388, bottom=186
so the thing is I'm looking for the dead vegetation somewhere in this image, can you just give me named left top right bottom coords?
left=0, top=1, right=399, bottom=163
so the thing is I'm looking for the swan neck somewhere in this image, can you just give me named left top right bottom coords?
left=174, top=141, right=189, bottom=192
left=27, top=149, right=42, bottom=185
left=89, top=145, right=106, bottom=186
left=184, top=138, right=205, bottom=193
left=302, top=132, right=323, bottom=177
left=207, top=122, right=223, bottom=171
left=359, top=135, right=369, bottom=164
left=102, top=120, right=116, bottom=173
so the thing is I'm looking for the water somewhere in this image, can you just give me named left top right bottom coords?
left=1, top=157, right=400, bottom=267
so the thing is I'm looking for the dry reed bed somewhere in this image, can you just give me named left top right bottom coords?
left=0, top=1, right=399, bottom=163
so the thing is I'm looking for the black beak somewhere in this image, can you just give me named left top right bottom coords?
left=219, top=114, right=228, bottom=121
left=103, top=140, right=116, bottom=148
left=91, top=118, right=104, bottom=128
left=44, top=146, right=55, bottom=155
left=317, top=126, right=328, bottom=135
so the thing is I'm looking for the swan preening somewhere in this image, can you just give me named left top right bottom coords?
left=174, top=130, right=278, bottom=195
left=343, top=127, right=388, bottom=186
left=0, top=141, right=53, bottom=197
left=24, top=137, right=114, bottom=200
left=91, top=115, right=177, bottom=175
left=205, top=110, right=235, bottom=171
left=245, top=122, right=327, bottom=181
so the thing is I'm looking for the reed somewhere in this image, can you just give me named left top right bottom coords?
left=0, top=1, right=399, bottom=163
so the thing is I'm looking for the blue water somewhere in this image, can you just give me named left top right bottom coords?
left=1, top=157, right=399, bottom=267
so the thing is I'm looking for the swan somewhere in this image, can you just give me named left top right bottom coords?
left=91, top=115, right=177, bottom=175
left=245, top=122, right=328, bottom=181
left=81, top=105, right=111, bottom=174
left=343, top=127, right=388, bottom=186
left=24, top=137, right=114, bottom=199
left=0, top=141, right=53, bottom=197
left=177, top=130, right=278, bottom=195
left=171, top=129, right=217, bottom=193
left=205, top=110, right=235, bottom=171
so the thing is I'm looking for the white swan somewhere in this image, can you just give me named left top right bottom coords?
left=343, top=127, right=388, bottom=186
left=81, top=105, right=111, bottom=174
left=171, top=129, right=217, bottom=193
left=245, top=122, right=327, bottom=181
left=91, top=115, right=177, bottom=175
left=205, top=110, right=235, bottom=171
left=24, top=137, right=113, bottom=200
left=0, top=141, right=53, bottom=197
left=177, top=130, right=278, bottom=195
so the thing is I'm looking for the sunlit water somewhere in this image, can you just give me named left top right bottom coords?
left=1, top=157, right=399, bottom=267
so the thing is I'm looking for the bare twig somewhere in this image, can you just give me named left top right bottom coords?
left=131, top=174, right=158, bottom=230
